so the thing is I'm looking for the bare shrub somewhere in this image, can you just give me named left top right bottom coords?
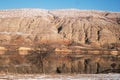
left=26, top=44, right=55, bottom=73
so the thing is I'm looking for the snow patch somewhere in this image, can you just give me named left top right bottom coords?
left=0, top=32, right=30, bottom=35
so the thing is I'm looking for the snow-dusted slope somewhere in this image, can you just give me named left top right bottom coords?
left=0, top=9, right=120, bottom=18
left=0, top=9, right=120, bottom=47
left=0, top=9, right=51, bottom=18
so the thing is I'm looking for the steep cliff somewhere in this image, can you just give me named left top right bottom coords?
left=0, top=9, right=120, bottom=48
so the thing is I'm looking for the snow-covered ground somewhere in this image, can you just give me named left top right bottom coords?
left=0, top=74, right=119, bottom=80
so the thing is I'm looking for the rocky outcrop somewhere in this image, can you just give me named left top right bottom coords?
left=0, top=9, right=120, bottom=48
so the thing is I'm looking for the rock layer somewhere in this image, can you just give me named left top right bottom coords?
left=0, top=9, right=120, bottom=48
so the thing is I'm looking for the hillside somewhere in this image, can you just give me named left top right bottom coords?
left=0, top=9, right=120, bottom=48
left=0, top=9, right=120, bottom=74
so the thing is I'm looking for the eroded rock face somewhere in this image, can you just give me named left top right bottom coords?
left=0, top=9, right=120, bottom=48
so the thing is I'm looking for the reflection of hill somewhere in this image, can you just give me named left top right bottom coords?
left=0, top=45, right=119, bottom=74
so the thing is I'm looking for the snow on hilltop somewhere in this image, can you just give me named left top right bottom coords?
left=0, top=8, right=120, bottom=18
left=0, top=9, right=51, bottom=18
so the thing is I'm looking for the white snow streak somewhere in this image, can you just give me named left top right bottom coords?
left=0, top=9, right=119, bottom=18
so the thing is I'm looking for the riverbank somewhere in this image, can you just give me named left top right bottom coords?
left=0, top=74, right=120, bottom=80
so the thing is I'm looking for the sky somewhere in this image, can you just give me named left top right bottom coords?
left=0, top=0, right=120, bottom=12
